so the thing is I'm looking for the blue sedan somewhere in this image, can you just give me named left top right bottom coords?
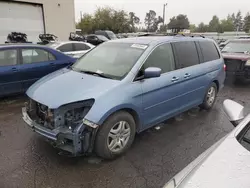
left=0, top=44, right=76, bottom=96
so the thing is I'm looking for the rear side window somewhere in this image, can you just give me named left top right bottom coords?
left=0, top=49, right=17, bottom=66
left=143, top=43, right=175, bottom=74
left=58, top=43, right=73, bottom=52
left=21, top=48, right=55, bottom=64
left=74, top=43, right=90, bottom=51
left=173, top=41, right=199, bottom=68
left=199, top=41, right=220, bottom=62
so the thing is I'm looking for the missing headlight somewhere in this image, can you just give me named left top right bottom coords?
left=55, top=99, right=95, bottom=130
left=65, top=106, right=91, bottom=129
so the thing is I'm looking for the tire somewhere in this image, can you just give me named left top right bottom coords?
left=95, top=111, right=136, bottom=159
left=200, top=82, right=218, bottom=110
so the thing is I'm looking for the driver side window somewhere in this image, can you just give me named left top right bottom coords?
left=142, top=43, right=175, bottom=74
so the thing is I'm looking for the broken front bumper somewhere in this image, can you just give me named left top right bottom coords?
left=22, top=107, right=97, bottom=156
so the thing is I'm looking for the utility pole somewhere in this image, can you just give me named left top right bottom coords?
left=163, top=3, right=168, bottom=25
left=80, top=11, right=83, bottom=20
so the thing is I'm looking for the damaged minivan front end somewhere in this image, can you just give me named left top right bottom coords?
left=22, top=98, right=99, bottom=156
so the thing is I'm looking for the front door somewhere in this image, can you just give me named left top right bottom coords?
left=139, top=43, right=185, bottom=129
left=0, top=48, right=22, bottom=96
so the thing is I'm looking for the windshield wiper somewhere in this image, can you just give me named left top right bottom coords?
left=79, top=70, right=113, bottom=79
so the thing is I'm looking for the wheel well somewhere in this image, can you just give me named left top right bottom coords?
left=105, top=108, right=140, bottom=132
left=213, top=80, right=219, bottom=91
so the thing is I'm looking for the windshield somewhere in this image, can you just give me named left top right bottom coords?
left=46, top=42, right=61, bottom=49
left=222, top=41, right=250, bottom=53
left=106, top=31, right=118, bottom=40
left=97, top=35, right=109, bottom=41
left=71, top=42, right=147, bottom=80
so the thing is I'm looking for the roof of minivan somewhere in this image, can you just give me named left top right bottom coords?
left=110, top=36, right=213, bottom=46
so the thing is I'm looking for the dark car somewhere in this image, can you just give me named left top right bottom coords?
left=86, top=34, right=109, bottom=46
left=0, top=44, right=76, bottom=97
left=94, top=30, right=117, bottom=40
left=222, top=39, right=250, bottom=82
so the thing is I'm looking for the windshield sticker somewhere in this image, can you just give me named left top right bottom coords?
left=131, top=44, right=148, bottom=50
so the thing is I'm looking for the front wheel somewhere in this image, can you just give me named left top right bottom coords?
left=95, top=111, right=136, bottom=159
left=200, top=83, right=218, bottom=110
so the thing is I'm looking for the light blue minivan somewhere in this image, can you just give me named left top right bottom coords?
left=22, top=36, right=225, bottom=159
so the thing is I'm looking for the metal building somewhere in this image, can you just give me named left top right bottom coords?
left=0, top=0, right=75, bottom=43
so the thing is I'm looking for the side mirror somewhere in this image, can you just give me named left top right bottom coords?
left=223, top=99, right=245, bottom=127
left=144, top=67, right=161, bottom=79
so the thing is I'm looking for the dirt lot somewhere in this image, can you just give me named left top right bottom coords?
left=0, top=83, right=250, bottom=188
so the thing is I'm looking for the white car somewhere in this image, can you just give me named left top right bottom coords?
left=164, top=99, right=250, bottom=188
left=47, top=41, right=95, bottom=58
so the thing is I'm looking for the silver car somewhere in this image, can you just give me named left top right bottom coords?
left=164, top=99, right=250, bottom=188
left=47, top=41, right=95, bottom=58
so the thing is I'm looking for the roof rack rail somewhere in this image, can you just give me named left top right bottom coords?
left=173, top=33, right=205, bottom=38
left=190, top=34, right=205, bottom=38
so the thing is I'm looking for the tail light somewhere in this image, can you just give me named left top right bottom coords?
left=223, top=64, right=226, bottom=71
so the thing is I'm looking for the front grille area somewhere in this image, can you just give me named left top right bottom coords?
left=27, top=99, right=54, bottom=129
left=224, top=59, right=245, bottom=72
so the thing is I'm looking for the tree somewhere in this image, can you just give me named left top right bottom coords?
left=189, top=24, right=196, bottom=32
left=208, top=15, right=220, bottom=32
left=234, top=10, right=244, bottom=31
left=76, top=7, right=132, bottom=34
left=167, top=14, right=190, bottom=33
left=220, top=18, right=234, bottom=32
left=221, top=14, right=235, bottom=31
left=244, top=12, right=250, bottom=33
left=111, top=10, right=130, bottom=33
left=129, top=12, right=140, bottom=32
left=76, top=14, right=94, bottom=34
left=152, top=16, right=163, bottom=32
left=159, top=24, right=167, bottom=32
left=196, top=22, right=209, bottom=32
left=144, top=10, right=163, bottom=32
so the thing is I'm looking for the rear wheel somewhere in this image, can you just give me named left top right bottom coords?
left=200, top=83, right=218, bottom=110
left=95, top=111, right=136, bottom=159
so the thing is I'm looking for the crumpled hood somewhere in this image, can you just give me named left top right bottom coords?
left=27, top=68, right=120, bottom=108
left=177, top=135, right=250, bottom=188
left=222, top=53, right=250, bottom=61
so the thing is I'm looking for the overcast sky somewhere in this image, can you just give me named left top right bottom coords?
left=74, top=0, right=250, bottom=26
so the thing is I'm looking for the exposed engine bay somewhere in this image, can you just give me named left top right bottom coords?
left=24, top=99, right=98, bottom=156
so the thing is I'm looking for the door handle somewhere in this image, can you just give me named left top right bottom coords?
left=171, top=76, right=179, bottom=82
left=12, top=67, right=18, bottom=72
left=184, top=73, right=191, bottom=78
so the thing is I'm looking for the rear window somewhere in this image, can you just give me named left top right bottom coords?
left=173, top=41, right=199, bottom=68
left=199, top=41, right=220, bottom=62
